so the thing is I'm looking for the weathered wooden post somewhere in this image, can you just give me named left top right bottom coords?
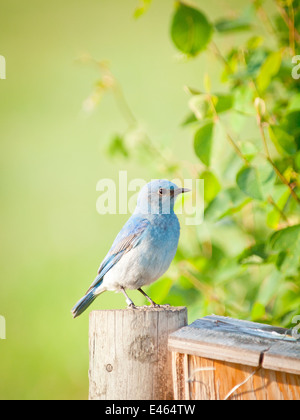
left=89, top=306, right=187, bottom=400
left=169, top=315, right=300, bottom=400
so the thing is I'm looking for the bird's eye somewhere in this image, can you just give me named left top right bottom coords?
left=158, top=188, right=164, bottom=195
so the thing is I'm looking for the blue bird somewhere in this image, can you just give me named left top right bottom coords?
left=71, top=179, right=190, bottom=318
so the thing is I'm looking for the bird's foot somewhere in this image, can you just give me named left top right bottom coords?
left=127, top=303, right=138, bottom=309
left=150, top=302, right=171, bottom=308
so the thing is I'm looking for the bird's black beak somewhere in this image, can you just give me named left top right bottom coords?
left=181, top=188, right=191, bottom=193
left=174, top=187, right=191, bottom=196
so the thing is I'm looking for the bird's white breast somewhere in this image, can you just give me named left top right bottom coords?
left=102, top=216, right=180, bottom=291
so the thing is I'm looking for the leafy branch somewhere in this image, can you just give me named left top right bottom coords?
left=82, top=0, right=300, bottom=326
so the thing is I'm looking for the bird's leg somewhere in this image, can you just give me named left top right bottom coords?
left=137, top=288, right=161, bottom=308
left=120, top=287, right=137, bottom=309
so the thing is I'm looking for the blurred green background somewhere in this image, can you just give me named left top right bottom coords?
left=0, top=0, right=210, bottom=400
left=1, top=0, right=299, bottom=400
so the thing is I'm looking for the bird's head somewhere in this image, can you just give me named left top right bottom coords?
left=135, top=179, right=190, bottom=215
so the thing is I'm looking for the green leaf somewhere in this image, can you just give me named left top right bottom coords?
left=199, top=170, right=221, bottom=203
left=171, top=3, right=213, bottom=56
left=188, top=94, right=210, bottom=120
left=239, top=141, right=258, bottom=162
left=215, top=6, right=254, bottom=32
left=205, top=187, right=250, bottom=221
left=236, top=167, right=263, bottom=200
left=233, top=85, right=255, bottom=115
left=238, top=243, right=269, bottom=265
left=246, top=36, right=264, bottom=50
left=269, top=225, right=300, bottom=276
left=258, top=164, right=276, bottom=198
left=134, top=0, right=152, bottom=19
left=269, top=224, right=300, bottom=252
left=268, top=125, right=297, bottom=156
left=236, top=164, right=275, bottom=201
left=280, top=111, right=300, bottom=149
left=251, top=302, right=266, bottom=321
left=256, top=270, right=283, bottom=307
left=107, top=135, right=129, bottom=158
left=295, top=151, right=300, bottom=171
left=181, top=112, right=198, bottom=126
left=215, top=18, right=251, bottom=32
left=215, top=4, right=254, bottom=33
left=256, top=51, right=282, bottom=92
left=184, top=85, right=202, bottom=95
left=188, top=93, right=233, bottom=122
left=287, top=93, right=300, bottom=113
left=214, top=94, right=234, bottom=114
left=194, top=122, right=214, bottom=166
left=246, top=49, right=268, bottom=78
left=266, top=186, right=290, bottom=229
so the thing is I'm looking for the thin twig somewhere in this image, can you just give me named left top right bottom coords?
left=288, top=0, right=296, bottom=55
left=223, top=366, right=261, bottom=400
left=256, top=114, right=300, bottom=205
left=275, top=0, right=300, bottom=44
left=112, top=83, right=137, bottom=128
left=206, top=91, right=251, bottom=166
left=253, top=0, right=277, bottom=37
left=210, top=41, right=233, bottom=75
left=267, top=196, right=290, bottom=225
left=226, top=132, right=250, bottom=166
left=82, top=55, right=185, bottom=177
left=186, top=367, right=216, bottom=383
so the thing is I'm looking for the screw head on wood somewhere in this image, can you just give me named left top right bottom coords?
left=106, top=364, right=113, bottom=372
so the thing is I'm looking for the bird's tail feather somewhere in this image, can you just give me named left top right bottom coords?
left=72, top=288, right=98, bottom=319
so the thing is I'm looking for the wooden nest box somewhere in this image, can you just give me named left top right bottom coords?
left=169, top=315, right=300, bottom=400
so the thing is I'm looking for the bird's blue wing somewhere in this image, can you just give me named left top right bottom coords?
left=86, top=216, right=150, bottom=293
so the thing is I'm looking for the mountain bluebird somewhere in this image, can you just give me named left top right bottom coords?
left=71, top=179, right=190, bottom=318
